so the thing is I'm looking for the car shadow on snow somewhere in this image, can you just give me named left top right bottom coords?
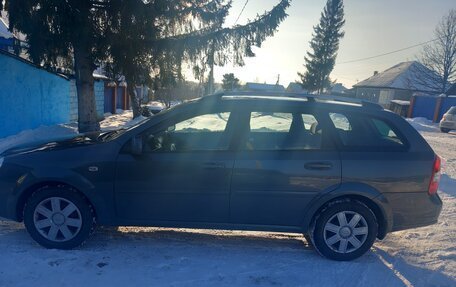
left=440, top=174, right=456, bottom=197
left=372, top=247, right=456, bottom=287
left=0, top=223, right=454, bottom=286
left=80, top=227, right=455, bottom=286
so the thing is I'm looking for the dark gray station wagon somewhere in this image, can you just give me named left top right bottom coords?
left=0, top=93, right=443, bottom=260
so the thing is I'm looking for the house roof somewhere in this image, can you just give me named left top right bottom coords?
left=354, top=61, right=440, bottom=93
left=245, top=82, right=285, bottom=92
left=286, top=82, right=306, bottom=93
left=331, top=83, right=347, bottom=93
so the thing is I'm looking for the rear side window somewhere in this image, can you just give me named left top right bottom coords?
left=329, top=113, right=406, bottom=150
left=329, top=113, right=351, bottom=131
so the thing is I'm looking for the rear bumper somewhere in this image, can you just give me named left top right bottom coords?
left=384, top=192, right=442, bottom=232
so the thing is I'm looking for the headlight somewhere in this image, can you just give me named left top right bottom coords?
left=0, top=157, right=4, bottom=168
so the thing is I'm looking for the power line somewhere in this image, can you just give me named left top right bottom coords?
left=234, top=0, right=249, bottom=25
left=337, top=38, right=438, bottom=65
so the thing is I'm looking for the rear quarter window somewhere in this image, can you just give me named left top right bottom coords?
left=329, top=112, right=407, bottom=151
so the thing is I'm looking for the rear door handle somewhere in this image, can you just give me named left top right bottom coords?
left=304, top=162, right=333, bottom=170
left=202, top=162, right=226, bottom=169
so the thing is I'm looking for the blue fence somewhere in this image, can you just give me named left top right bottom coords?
left=409, top=95, right=456, bottom=122
left=0, top=53, right=72, bottom=138
left=438, top=96, right=456, bottom=120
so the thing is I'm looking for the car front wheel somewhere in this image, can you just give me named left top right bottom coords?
left=310, top=199, right=378, bottom=261
left=24, top=186, right=96, bottom=249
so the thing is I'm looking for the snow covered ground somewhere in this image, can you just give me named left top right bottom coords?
left=0, top=115, right=455, bottom=287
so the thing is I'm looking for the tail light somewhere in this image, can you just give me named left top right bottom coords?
left=428, top=155, right=441, bottom=195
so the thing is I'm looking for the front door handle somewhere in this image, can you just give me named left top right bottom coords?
left=304, top=162, right=333, bottom=170
left=202, top=162, right=226, bottom=169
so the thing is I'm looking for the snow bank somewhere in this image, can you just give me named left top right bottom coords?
left=406, top=117, right=439, bottom=132
left=0, top=110, right=146, bottom=154
left=100, top=110, right=147, bottom=131
left=0, top=124, right=79, bottom=154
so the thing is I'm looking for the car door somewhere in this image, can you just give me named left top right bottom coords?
left=230, top=105, right=341, bottom=227
left=114, top=108, right=238, bottom=224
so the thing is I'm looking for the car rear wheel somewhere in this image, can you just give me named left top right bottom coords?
left=310, top=199, right=378, bottom=261
left=24, top=186, right=96, bottom=249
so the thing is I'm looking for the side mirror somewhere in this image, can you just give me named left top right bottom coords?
left=131, top=135, right=143, bottom=155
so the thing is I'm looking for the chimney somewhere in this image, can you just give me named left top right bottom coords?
left=373, top=71, right=378, bottom=76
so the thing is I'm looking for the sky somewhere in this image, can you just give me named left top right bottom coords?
left=201, top=0, right=455, bottom=89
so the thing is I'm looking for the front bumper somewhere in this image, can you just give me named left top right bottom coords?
left=439, top=120, right=456, bottom=129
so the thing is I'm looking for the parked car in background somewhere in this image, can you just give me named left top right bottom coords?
left=144, top=101, right=165, bottom=115
left=440, top=106, right=456, bottom=133
left=0, top=92, right=443, bottom=261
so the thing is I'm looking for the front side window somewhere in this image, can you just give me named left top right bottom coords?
left=174, top=113, right=230, bottom=133
left=144, top=112, right=231, bottom=152
left=244, top=112, right=323, bottom=150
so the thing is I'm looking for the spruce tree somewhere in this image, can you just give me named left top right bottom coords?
left=2, top=0, right=290, bottom=126
left=222, top=73, right=240, bottom=91
left=298, top=0, right=345, bottom=94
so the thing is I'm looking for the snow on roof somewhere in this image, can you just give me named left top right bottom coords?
left=0, top=17, right=12, bottom=39
left=390, top=100, right=410, bottom=105
left=354, top=61, right=440, bottom=93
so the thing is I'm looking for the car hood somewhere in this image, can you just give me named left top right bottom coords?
left=1, top=134, right=101, bottom=157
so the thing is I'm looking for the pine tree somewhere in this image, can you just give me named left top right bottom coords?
left=298, top=0, right=345, bottom=94
left=222, top=73, right=240, bottom=91
left=2, top=0, right=290, bottom=124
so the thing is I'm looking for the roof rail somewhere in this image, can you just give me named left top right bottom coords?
left=202, top=91, right=383, bottom=109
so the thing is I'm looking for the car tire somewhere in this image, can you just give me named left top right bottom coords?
left=23, top=186, right=96, bottom=249
left=310, top=199, right=378, bottom=261
left=440, top=128, right=450, bottom=133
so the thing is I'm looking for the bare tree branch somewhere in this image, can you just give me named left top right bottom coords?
left=419, top=9, right=456, bottom=93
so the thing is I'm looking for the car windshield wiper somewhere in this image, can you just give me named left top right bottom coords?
left=98, top=129, right=125, bottom=141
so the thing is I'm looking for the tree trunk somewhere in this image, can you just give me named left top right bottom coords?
left=74, top=46, right=100, bottom=134
left=126, top=80, right=142, bottom=119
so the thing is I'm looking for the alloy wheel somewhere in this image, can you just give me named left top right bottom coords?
left=323, top=211, right=369, bottom=253
left=33, top=197, right=83, bottom=242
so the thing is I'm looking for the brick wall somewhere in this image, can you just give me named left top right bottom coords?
left=68, top=79, right=106, bottom=122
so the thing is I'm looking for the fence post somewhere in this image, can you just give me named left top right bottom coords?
left=407, top=95, right=416, bottom=118
left=433, top=96, right=443, bottom=122
left=112, top=84, right=117, bottom=114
